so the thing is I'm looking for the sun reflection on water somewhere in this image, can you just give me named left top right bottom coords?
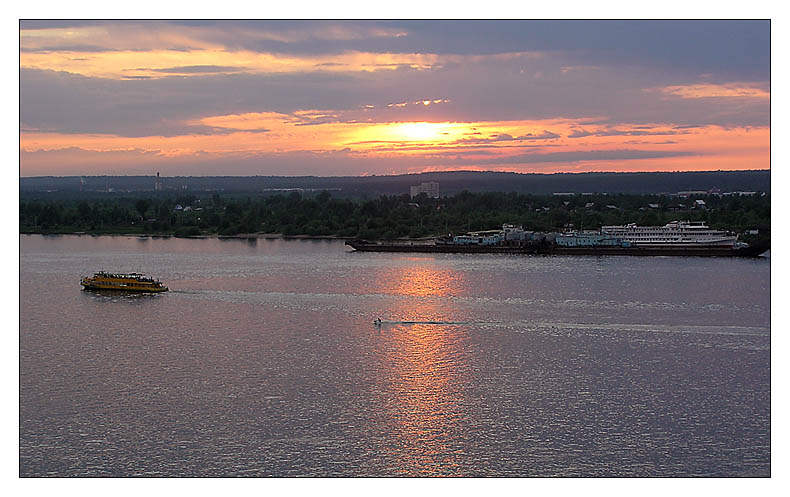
left=386, top=260, right=467, bottom=299
left=373, top=259, right=474, bottom=476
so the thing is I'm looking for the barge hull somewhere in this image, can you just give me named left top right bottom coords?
left=548, top=246, right=761, bottom=257
left=346, top=241, right=768, bottom=257
left=81, top=284, right=168, bottom=293
left=346, top=242, right=538, bottom=254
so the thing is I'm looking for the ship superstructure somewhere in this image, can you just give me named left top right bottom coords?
left=346, top=220, right=764, bottom=256
left=80, top=271, right=169, bottom=292
left=601, top=221, right=737, bottom=248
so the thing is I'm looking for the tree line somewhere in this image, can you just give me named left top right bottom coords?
left=21, top=170, right=771, bottom=196
left=19, top=190, right=771, bottom=239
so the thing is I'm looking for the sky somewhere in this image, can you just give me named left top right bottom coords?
left=18, top=19, right=771, bottom=177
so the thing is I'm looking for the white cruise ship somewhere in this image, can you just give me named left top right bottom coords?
left=601, top=221, right=738, bottom=248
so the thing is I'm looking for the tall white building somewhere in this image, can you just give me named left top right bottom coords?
left=409, top=181, right=439, bottom=198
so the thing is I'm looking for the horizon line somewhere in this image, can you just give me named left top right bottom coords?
left=19, top=168, right=771, bottom=180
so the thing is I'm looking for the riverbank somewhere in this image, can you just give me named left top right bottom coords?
left=21, top=231, right=360, bottom=241
left=21, top=230, right=770, bottom=256
left=20, top=230, right=450, bottom=243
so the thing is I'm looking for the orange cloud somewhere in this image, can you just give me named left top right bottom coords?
left=20, top=24, right=543, bottom=80
left=19, top=114, right=770, bottom=176
left=20, top=44, right=543, bottom=80
left=651, top=83, right=769, bottom=99
left=20, top=24, right=408, bottom=52
left=19, top=49, right=446, bottom=79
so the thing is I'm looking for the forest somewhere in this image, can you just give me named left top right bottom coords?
left=19, top=190, right=771, bottom=240
left=21, top=169, right=771, bottom=196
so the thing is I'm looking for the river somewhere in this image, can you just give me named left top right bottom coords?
left=19, top=234, right=771, bottom=476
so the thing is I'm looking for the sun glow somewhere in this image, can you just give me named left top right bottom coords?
left=19, top=108, right=770, bottom=175
left=395, top=122, right=447, bottom=142
left=341, top=121, right=473, bottom=147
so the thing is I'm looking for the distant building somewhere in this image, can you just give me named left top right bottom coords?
left=410, top=181, right=439, bottom=198
left=155, top=172, right=162, bottom=191
left=677, top=190, right=708, bottom=197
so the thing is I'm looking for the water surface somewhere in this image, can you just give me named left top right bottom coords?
left=19, top=235, right=770, bottom=476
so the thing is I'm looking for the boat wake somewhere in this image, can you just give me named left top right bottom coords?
left=371, top=318, right=769, bottom=339
left=373, top=319, right=471, bottom=326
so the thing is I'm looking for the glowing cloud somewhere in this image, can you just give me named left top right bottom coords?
left=652, top=83, right=770, bottom=100
left=20, top=49, right=450, bottom=79
left=19, top=21, right=769, bottom=176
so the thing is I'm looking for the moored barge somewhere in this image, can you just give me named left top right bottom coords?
left=346, top=220, right=769, bottom=257
left=345, top=239, right=767, bottom=257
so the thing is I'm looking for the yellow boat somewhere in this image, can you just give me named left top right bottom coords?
left=80, top=271, right=169, bottom=293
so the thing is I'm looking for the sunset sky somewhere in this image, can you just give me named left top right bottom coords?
left=19, top=20, right=770, bottom=177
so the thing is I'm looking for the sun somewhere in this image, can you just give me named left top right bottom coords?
left=329, top=120, right=476, bottom=151
left=371, top=121, right=468, bottom=144
left=394, top=122, right=444, bottom=141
